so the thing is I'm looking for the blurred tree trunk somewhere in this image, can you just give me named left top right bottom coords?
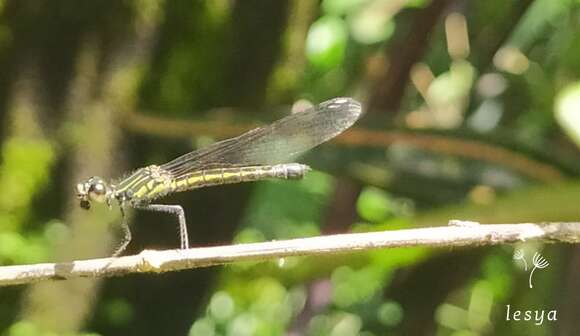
left=226, top=0, right=290, bottom=107
left=22, top=40, right=123, bottom=332
left=0, top=0, right=161, bottom=333
left=289, top=1, right=457, bottom=332
left=92, top=2, right=292, bottom=335
left=368, top=0, right=453, bottom=115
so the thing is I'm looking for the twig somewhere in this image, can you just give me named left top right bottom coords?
left=1, top=221, right=579, bottom=287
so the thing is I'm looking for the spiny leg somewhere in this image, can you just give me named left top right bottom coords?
left=112, top=207, right=132, bottom=257
left=137, top=204, right=189, bottom=249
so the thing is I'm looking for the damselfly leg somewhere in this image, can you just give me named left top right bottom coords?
left=112, top=204, right=189, bottom=257
left=112, top=207, right=132, bottom=258
left=138, top=204, right=189, bottom=249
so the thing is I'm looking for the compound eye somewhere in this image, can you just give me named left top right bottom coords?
left=88, top=182, right=107, bottom=202
left=90, top=182, right=106, bottom=195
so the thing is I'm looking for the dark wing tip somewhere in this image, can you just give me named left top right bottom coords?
left=319, top=97, right=363, bottom=131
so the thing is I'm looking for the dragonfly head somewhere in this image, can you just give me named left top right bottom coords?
left=76, top=176, right=111, bottom=210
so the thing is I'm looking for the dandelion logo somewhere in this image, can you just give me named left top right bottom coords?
left=513, top=249, right=528, bottom=271
left=506, top=251, right=557, bottom=324
left=512, top=249, right=550, bottom=289
left=529, top=252, right=549, bottom=289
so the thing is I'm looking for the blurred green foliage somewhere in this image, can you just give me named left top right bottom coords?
left=0, top=138, right=54, bottom=264
left=240, top=171, right=333, bottom=240
left=307, top=16, right=348, bottom=71
left=0, top=0, right=579, bottom=335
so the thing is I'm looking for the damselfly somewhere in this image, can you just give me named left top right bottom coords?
left=76, top=97, right=362, bottom=256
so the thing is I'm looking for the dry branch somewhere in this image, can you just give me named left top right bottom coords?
left=1, top=220, right=579, bottom=287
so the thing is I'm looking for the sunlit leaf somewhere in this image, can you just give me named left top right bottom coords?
left=189, top=318, right=216, bottom=336
left=377, top=301, right=404, bottom=327
left=0, top=138, right=55, bottom=228
left=209, top=291, right=235, bottom=322
left=356, top=187, right=392, bottom=222
left=322, top=0, right=366, bottom=16
left=349, top=4, right=395, bottom=44
left=331, top=265, right=386, bottom=307
left=428, top=60, right=475, bottom=106
left=555, top=82, right=580, bottom=147
left=306, top=16, right=348, bottom=70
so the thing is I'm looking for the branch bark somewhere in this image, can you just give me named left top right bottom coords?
left=1, top=220, right=579, bottom=287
